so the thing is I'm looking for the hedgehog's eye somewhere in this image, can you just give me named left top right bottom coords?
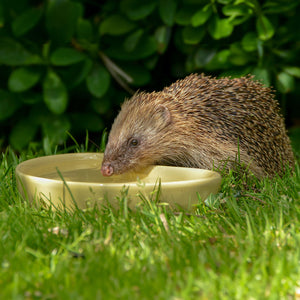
left=129, top=138, right=139, bottom=147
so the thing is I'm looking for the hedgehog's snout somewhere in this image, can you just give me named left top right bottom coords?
left=101, top=162, right=114, bottom=177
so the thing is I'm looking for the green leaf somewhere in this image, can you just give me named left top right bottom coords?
left=43, top=70, right=68, bottom=114
left=91, top=97, right=111, bottom=114
left=283, top=66, right=300, bottom=78
left=256, top=15, right=274, bottom=41
left=241, top=32, right=258, bottom=52
left=20, top=92, right=43, bottom=105
left=46, top=0, right=82, bottom=44
left=228, top=43, right=249, bottom=66
left=235, top=0, right=256, bottom=8
left=42, top=116, right=71, bottom=146
left=9, top=118, right=38, bottom=150
left=276, top=72, right=295, bottom=93
left=65, top=59, right=93, bottom=88
left=155, top=26, right=171, bottom=53
left=206, top=49, right=231, bottom=70
left=99, top=14, right=136, bottom=36
left=12, top=7, right=43, bottom=37
left=159, top=0, right=177, bottom=26
left=252, top=67, right=271, bottom=86
left=215, top=49, right=231, bottom=64
left=191, top=5, right=212, bottom=27
left=86, top=64, right=111, bottom=98
left=194, top=49, right=216, bottom=68
left=175, top=6, right=196, bottom=25
left=222, top=4, right=252, bottom=25
left=28, top=102, right=49, bottom=125
left=182, top=26, right=205, bottom=45
left=77, top=18, right=93, bottom=41
left=143, top=55, right=159, bottom=70
left=222, top=4, right=251, bottom=18
left=0, top=3, right=4, bottom=27
left=123, top=29, right=144, bottom=52
left=217, top=0, right=232, bottom=4
left=121, top=0, right=157, bottom=21
left=289, top=127, right=300, bottom=154
left=57, top=58, right=93, bottom=88
left=71, top=113, right=104, bottom=132
left=219, top=68, right=252, bottom=78
left=0, top=90, right=21, bottom=121
left=8, top=67, right=42, bottom=92
left=119, top=63, right=151, bottom=86
left=50, top=47, right=85, bottom=66
left=107, top=36, right=157, bottom=60
left=263, top=1, right=299, bottom=14
left=208, top=16, right=234, bottom=39
left=0, top=37, right=42, bottom=66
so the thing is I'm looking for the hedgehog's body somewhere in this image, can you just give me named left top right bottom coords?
left=101, top=74, right=294, bottom=177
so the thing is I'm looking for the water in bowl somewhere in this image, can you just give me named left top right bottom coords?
left=40, top=167, right=146, bottom=184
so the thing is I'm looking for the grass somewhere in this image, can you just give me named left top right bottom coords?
left=0, top=147, right=300, bottom=299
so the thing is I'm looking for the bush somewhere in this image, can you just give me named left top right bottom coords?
left=0, top=0, right=299, bottom=150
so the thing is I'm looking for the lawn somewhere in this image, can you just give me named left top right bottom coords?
left=0, top=147, right=300, bottom=299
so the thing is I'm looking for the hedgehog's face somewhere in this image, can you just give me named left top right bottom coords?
left=101, top=134, right=146, bottom=176
left=101, top=100, right=172, bottom=176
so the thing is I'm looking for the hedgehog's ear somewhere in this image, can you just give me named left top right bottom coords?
left=154, top=105, right=172, bottom=128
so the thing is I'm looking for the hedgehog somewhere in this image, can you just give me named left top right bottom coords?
left=101, top=74, right=295, bottom=178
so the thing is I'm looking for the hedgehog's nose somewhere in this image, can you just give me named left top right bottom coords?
left=101, top=162, right=114, bottom=177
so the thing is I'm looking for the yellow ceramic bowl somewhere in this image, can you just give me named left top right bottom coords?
left=16, top=153, right=222, bottom=210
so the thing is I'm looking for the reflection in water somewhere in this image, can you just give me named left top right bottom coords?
left=41, top=168, right=150, bottom=183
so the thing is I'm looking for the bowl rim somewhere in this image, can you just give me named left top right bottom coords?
left=15, top=152, right=222, bottom=188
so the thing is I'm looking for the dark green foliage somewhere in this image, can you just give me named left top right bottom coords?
left=0, top=0, right=299, bottom=150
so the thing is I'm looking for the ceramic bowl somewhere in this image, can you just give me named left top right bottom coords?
left=16, top=153, right=222, bottom=210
